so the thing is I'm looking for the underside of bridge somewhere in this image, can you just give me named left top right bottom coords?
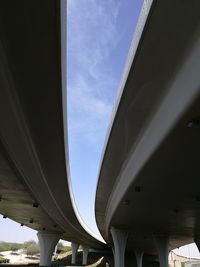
left=0, top=0, right=104, bottom=253
left=96, top=1, right=200, bottom=266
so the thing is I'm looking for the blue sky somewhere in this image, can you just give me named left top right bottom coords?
left=67, top=0, right=143, bottom=237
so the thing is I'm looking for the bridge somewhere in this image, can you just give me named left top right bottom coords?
left=1, top=1, right=200, bottom=267
left=95, top=1, right=200, bottom=267
left=0, top=1, right=105, bottom=266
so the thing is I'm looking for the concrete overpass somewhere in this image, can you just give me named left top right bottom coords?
left=95, top=1, right=200, bottom=267
left=0, top=0, right=105, bottom=265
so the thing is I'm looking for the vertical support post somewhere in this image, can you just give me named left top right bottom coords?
left=194, top=236, right=200, bottom=252
left=110, top=227, right=128, bottom=267
left=37, top=231, right=61, bottom=266
left=154, top=235, right=169, bottom=267
left=134, top=249, right=144, bottom=267
left=82, top=245, right=89, bottom=265
left=71, top=242, right=79, bottom=264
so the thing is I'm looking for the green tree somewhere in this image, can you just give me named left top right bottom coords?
left=56, top=242, right=64, bottom=254
left=23, top=240, right=37, bottom=248
left=57, top=242, right=64, bottom=250
left=25, top=244, right=40, bottom=256
left=25, top=244, right=39, bottom=256
left=23, top=240, right=39, bottom=256
left=10, top=243, right=23, bottom=251
left=0, top=241, right=23, bottom=252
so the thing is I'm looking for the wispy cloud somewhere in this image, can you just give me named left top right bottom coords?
left=67, top=0, right=121, bottom=78
left=68, top=75, right=112, bottom=145
left=67, top=0, right=121, bottom=144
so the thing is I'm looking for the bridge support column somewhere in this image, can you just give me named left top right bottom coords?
left=110, top=227, right=128, bottom=267
left=134, top=249, right=144, bottom=267
left=82, top=245, right=89, bottom=265
left=194, top=236, right=200, bottom=252
left=37, top=231, right=61, bottom=266
left=71, top=242, right=79, bottom=264
left=154, top=235, right=169, bottom=267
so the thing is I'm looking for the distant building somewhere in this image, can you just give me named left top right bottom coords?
left=169, top=251, right=200, bottom=267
